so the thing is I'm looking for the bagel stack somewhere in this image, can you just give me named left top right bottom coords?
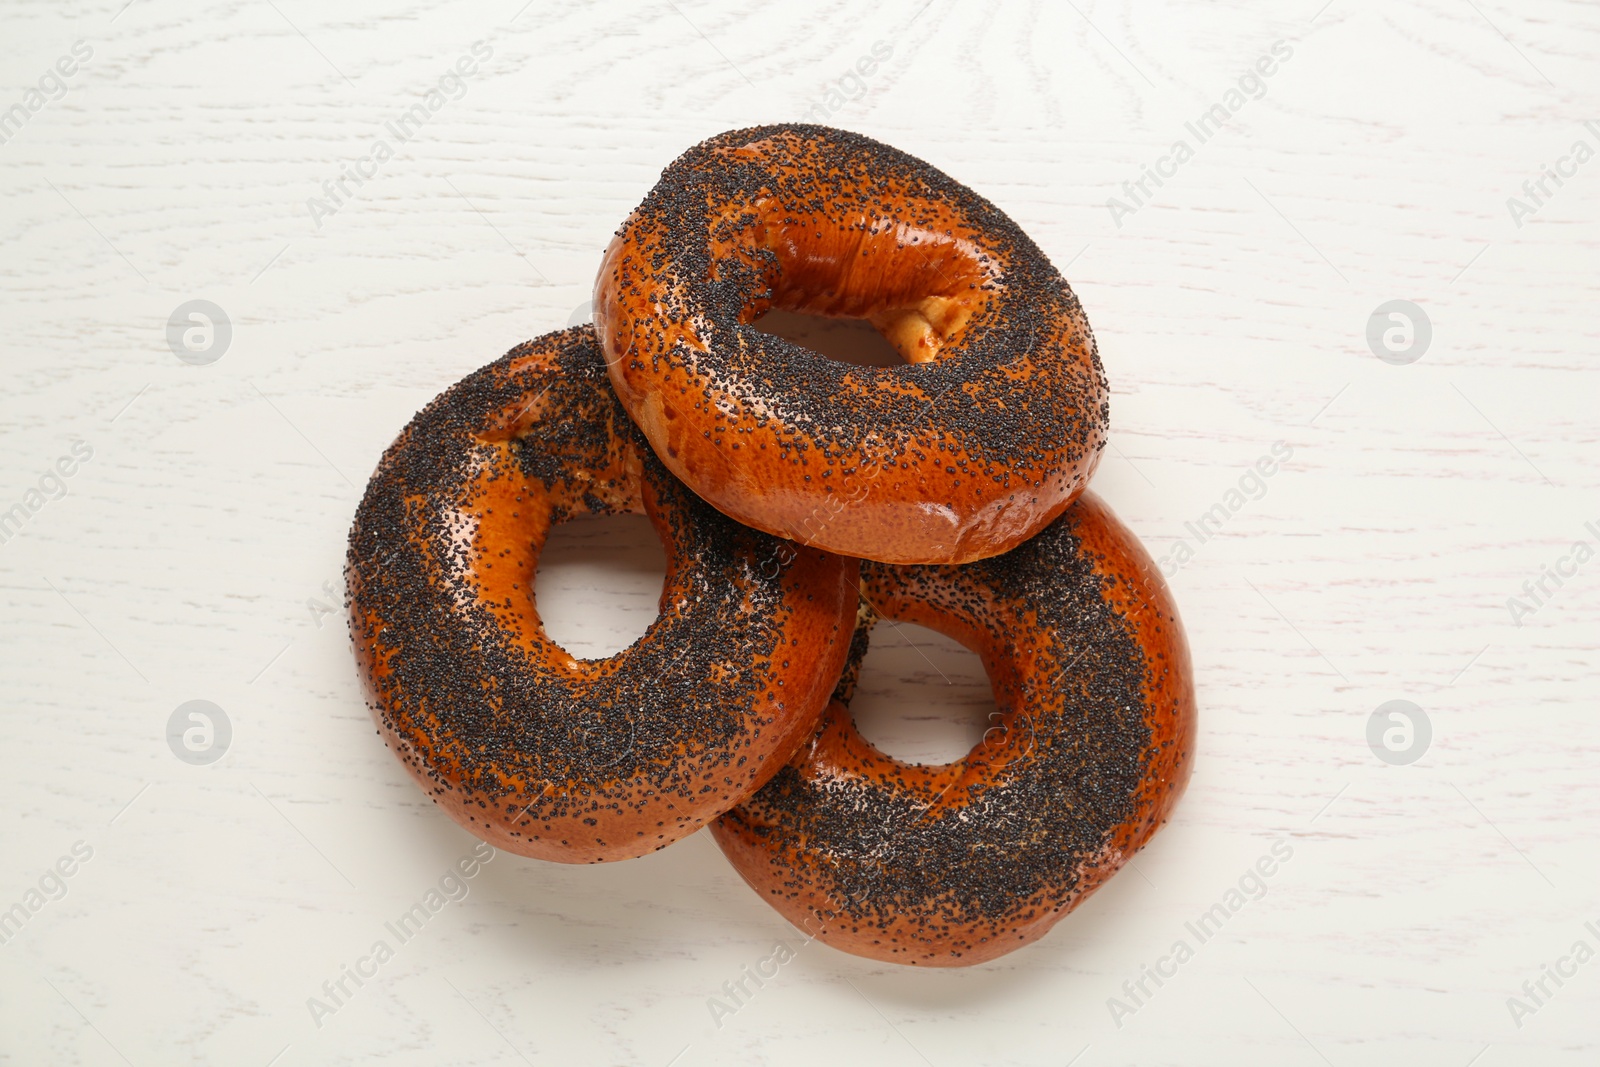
left=348, top=124, right=1195, bottom=967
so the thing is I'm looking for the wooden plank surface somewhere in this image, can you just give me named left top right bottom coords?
left=1, top=0, right=1597, bottom=1063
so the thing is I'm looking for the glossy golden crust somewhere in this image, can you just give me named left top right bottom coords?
left=346, top=328, right=858, bottom=863
left=595, top=124, right=1108, bottom=566
left=711, top=492, right=1195, bottom=964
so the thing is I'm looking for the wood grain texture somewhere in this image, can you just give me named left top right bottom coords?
left=1, top=0, right=1596, bottom=1063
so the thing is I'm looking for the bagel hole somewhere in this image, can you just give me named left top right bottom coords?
left=850, top=620, right=997, bottom=766
left=534, top=512, right=667, bottom=659
left=751, top=308, right=904, bottom=368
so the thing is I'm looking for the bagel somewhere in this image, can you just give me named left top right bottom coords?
left=346, top=327, right=858, bottom=863
left=594, top=123, right=1108, bottom=566
left=711, top=492, right=1195, bottom=964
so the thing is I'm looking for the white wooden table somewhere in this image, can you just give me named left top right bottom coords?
left=3, top=1, right=1597, bottom=1064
